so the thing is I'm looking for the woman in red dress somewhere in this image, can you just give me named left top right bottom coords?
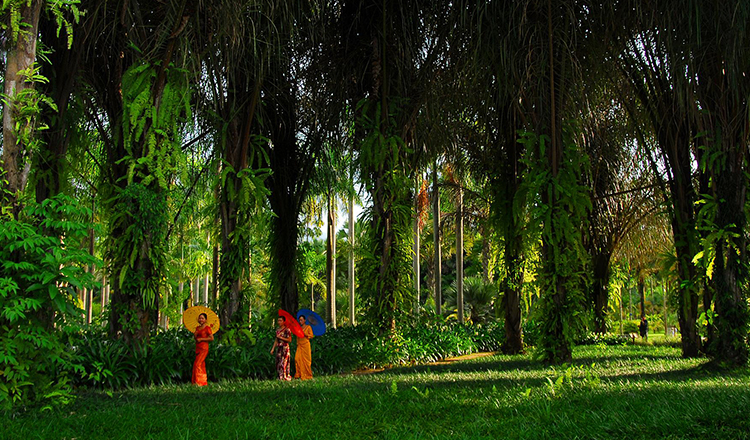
left=192, top=313, right=214, bottom=386
left=270, top=316, right=292, bottom=381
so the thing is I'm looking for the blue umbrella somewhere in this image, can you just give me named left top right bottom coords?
left=296, top=309, right=326, bottom=336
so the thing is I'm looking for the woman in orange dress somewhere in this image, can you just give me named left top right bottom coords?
left=192, top=313, right=214, bottom=386
left=270, top=316, right=292, bottom=381
left=294, top=315, right=314, bottom=380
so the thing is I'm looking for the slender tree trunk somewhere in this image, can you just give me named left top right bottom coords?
left=456, top=187, right=464, bottom=323
left=638, top=272, right=646, bottom=319
left=81, top=285, right=88, bottom=322
left=160, top=286, right=169, bottom=330
left=432, top=166, right=442, bottom=316
left=86, top=206, right=95, bottom=324
left=326, top=193, right=337, bottom=328
left=481, top=230, right=490, bottom=283
left=592, top=252, right=611, bottom=333
left=349, top=194, right=356, bottom=325
left=86, top=274, right=93, bottom=324
left=212, top=243, right=219, bottom=308
left=178, top=282, right=184, bottom=314
left=413, top=196, right=420, bottom=314
left=663, top=280, right=667, bottom=336
left=101, top=275, right=107, bottom=314
left=619, top=287, right=624, bottom=335
left=193, top=279, right=200, bottom=305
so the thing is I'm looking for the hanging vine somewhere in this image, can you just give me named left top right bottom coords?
left=520, top=127, right=591, bottom=363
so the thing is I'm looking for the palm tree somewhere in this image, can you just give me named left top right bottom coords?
left=612, top=1, right=730, bottom=357
left=263, top=0, right=335, bottom=317
left=690, top=2, right=750, bottom=365
left=335, top=0, right=451, bottom=333
left=78, top=0, right=198, bottom=343
left=444, top=276, right=496, bottom=325
left=451, top=0, right=529, bottom=354
left=580, top=92, right=662, bottom=333
left=517, top=0, right=592, bottom=364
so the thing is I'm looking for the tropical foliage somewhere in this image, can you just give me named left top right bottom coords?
left=1, top=0, right=750, bottom=413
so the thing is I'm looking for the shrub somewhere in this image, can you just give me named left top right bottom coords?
left=72, top=328, right=192, bottom=389
left=0, top=195, right=98, bottom=411
left=575, top=332, right=630, bottom=346
left=71, top=316, right=507, bottom=389
left=622, top=320, right=640, bottom=334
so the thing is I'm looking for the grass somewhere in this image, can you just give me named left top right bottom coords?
left=8, top=344, right=750, bottom=439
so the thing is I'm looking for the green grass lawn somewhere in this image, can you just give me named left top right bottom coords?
left=9, top=345, right=750, bottom=439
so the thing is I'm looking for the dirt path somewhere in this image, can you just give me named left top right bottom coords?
left=350, top=351, right=497, bottom=375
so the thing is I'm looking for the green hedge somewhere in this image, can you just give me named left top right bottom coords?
left=71, top=317, right=506, bottom=389
left=575, top=332, right=631, bottom=346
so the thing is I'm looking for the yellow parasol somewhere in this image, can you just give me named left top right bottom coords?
left=182, top=306, right=221, bottom=334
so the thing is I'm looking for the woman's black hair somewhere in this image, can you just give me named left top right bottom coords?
left=199, top=313, right=208, bottom=319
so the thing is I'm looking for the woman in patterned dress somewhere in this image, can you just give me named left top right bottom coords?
left=270, top=316, right=292, bottom=381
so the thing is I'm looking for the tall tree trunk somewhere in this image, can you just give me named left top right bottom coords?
left=159, top=286, right=169, bottom=330
left=366, top=165, right=408, bottom=334
left=591, top=252, right=611, bottom=333
left=535, top=0, right=577, bottom=364
left=326, top=193, right=337, bottom=328
left=85, top=217, right=95, bottom=324
left=218, top=82, right=259, bottom=326
left=101, top=275, right=108, bottom=314
left=219, top=173, right=244, bottom=325
left=348, top=194, right=356, bottom=325
left=496, top=106, right=525, bottom=355
left=502, top=229, right=524, bottom=354
left=432, top=166, right=442, bottom=316
left=665, top=134, right=701, bottom=357
left=2, top=0, right=43, bottom=217
left=413, top=191, right=420, bottom=314
left=704, top=121, right=748, bottom=365
left=695, top=24, right=749, bottom=365
left=212, top=243, right=219, bottom=308
left=481, top=228, right=490, bottom=283
left=638, top=272, right=646, bottom=319
left=265, top=56, right=310, bottom=317
left=456, top=187, right=464, bottom=323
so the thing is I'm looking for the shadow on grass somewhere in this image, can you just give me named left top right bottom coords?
left=364, top=355, right=543, bottom=377
left=69, top=345, right=747, bottom=410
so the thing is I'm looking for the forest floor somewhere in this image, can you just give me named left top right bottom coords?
left=9, top=344, right=750, bottom=439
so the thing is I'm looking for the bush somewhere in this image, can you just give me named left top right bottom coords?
left=70, top=316, right=507, bottom=389
left=0, top=195, right=98, bottom=411
left=72, top=328, right=193, bottom=389
left=575, top=332, right=630, bottom=346
left=622, top=320, right=640, bottom=334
